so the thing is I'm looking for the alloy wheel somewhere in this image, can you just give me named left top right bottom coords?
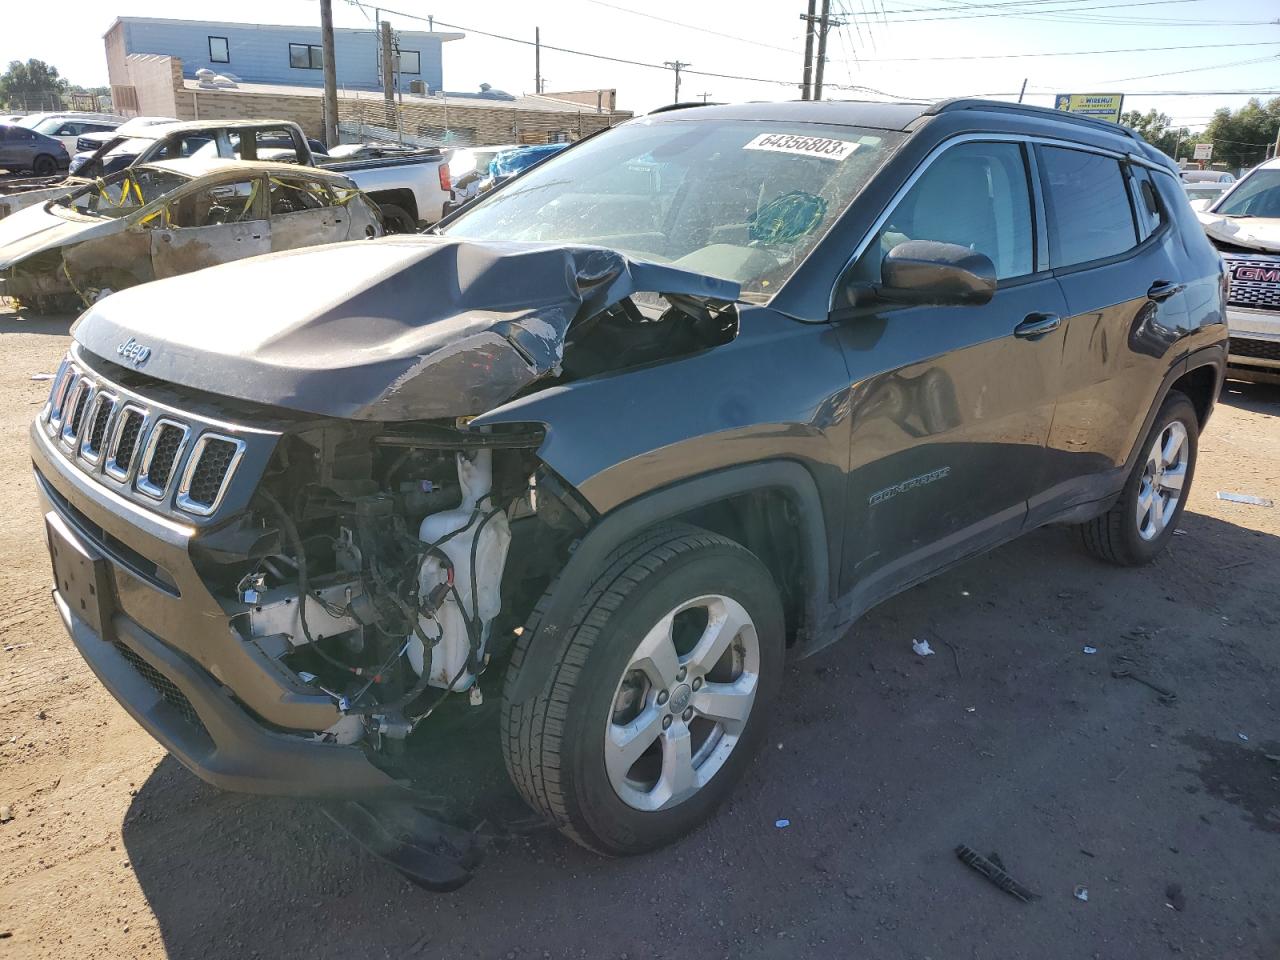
left=604, top=594, right=760, bottom=811
left=1136, top=419, right=1188, bottom=541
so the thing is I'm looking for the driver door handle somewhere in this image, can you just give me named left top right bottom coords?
left=1148, top=280, right=1185, bottom=302
left=1014, top=313, right=1061, bottom=339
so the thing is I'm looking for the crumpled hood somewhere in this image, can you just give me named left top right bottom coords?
left=0, top=202, right=115, bottom=270
left=72, top=234, right=741, bottom=421
left=1197, top=211, right=1280, bottom=254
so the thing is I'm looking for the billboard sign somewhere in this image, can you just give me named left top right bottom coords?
left=1054, top=93, right=1125, bottom=124
left=1193, top=142, right=1214, bottom=161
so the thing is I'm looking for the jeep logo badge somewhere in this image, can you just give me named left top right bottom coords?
left=116, top=337, right=151, bottom=367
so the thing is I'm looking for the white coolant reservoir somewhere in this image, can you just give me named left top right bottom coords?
left=409, top=449, right=512, bottom=689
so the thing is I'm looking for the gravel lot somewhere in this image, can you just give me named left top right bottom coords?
left=0, top=303, right=1277, bottom=960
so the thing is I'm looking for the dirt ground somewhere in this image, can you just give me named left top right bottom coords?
left=0, top=304, right=1278, bottom=960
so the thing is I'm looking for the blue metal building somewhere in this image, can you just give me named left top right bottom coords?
left=104, top=16, right=462, bottom=94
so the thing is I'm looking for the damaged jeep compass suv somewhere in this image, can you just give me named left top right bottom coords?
left=32, top=99, right=1226, bottom=863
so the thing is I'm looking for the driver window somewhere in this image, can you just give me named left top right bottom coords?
left=166, top=179, right=260, bottom=228
left=856, top=141, right=1034, bottom=283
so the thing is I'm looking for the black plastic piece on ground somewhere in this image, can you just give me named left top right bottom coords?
left=955, top=844, right=1038, bottom=903
left=321, top=801, right=483, bottom=891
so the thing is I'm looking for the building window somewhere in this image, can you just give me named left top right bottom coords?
left=209, top=36, right=230, bottom=63
left=289, top=43, right=324, bottom=70
left=398, top=50, right=421, bottom=75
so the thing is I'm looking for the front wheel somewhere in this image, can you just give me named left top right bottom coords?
left=501, top=524, right=784, bottom=855
left=1078, top=390, right=1199, bottom=565
left=377, top=203, right=416, bottom=234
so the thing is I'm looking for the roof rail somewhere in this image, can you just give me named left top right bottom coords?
left=647, top=101, right=721, bottom=115
left=925, top=98, right=1143, bottom=143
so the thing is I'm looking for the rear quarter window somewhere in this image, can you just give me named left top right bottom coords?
left=1039, top=146, right=1138, bottom=268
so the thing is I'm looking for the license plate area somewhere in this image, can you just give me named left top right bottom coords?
left=46, top=511, right=113, bottom=638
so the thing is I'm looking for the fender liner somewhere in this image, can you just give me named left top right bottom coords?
left=505, top=459, right=832, bottom=704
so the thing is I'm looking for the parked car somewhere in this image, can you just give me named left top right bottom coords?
left=2, top=119, right=452, bottom=231
left=69, top=117, right=179, bottom=170
left=0, top=123, right=70, bottom=176
left=1184, top=180, right=1232, bottom=204
left=30, top=99, right=1225, bottom=885
left=1182, top=169, right=1235, bottom=184
left=1194, top=156, right=1280, bottom=384
left=444, top=143, right=518, bottom=212
left=476, top=142, right=568, bottom=195
left=324, top=142, right=422, bottom=161
left=14, top=112, right=124, bottom=151
left=0, top=157, right=382, bottom=311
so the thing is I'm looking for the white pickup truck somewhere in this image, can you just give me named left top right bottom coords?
left=0, top=119, right=452, bottom=231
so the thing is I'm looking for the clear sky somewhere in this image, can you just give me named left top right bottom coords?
left=3, top=0, right=1278, bottom=132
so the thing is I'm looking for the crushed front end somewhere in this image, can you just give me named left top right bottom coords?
left=31, top=342, right=560, bottom=799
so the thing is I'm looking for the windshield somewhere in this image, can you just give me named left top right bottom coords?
left=443, top=119, right=903, bottom=300
left=53, top=167, right=189, bottom=220
left=1214, top=169, right=1280, bottom=218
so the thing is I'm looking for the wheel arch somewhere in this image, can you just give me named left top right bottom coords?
left=365, top=188, right=418, bottom=224
left=504, top=460, right=833, bottom=704
left=1123, top=344, right=1225, bottom=475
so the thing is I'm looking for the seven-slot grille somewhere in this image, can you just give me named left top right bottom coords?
left=41, top=362, right=245, bottom=516
left=1224, top=256, right=1280, bottom=312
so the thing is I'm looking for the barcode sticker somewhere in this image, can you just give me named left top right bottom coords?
left=743, top=133, right=859, bottom=161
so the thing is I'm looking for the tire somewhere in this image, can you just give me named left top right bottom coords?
left=378, top=203, right=416, bottom=234
left=501, top=523, right=785, bottom=855
left=1078, top=390, right=1199, bottom=566
left=31, top=154, right=58, bottom=177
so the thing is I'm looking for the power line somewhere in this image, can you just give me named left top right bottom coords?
left=847, top=0, right=1275, bottom=25
left=1104, top=54, right=1279, bottom=85
left=837, top=40, right=1280, bottom=64
left=582, top=0, right=795, bottom=54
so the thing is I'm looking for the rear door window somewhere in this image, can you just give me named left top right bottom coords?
left=1038, top=146, right=1138, bottom=268
left=1128, top=165, right=1164, bottom=242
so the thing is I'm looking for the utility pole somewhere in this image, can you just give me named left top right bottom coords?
left=535, top=28, right=543, bottom=94
left=812, top=0, right=844, bottom=101
left=319, top=0, right=339, bottom=147
left=696, top=91, right=712, bottom=103
left=1017, top=78, right=1027, bottom=103
left=381, top=20, right=395, bottom=104
left=799, top=0, right=817, bottom=100
left=664, top=60, right=689, bottom=103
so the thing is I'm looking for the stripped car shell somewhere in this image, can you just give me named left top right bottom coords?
left=0, top=157, right=382, bottom=310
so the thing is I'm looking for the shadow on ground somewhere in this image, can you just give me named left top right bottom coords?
left=119, top=504, right=1280, bottom=960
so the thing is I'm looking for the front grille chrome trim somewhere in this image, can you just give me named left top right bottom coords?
left=103, top=404, right=148, bottom=482
left=175, top=434, right=246, bottom=517
left=135, top=418, right=190, bottom=500
left=42, top=358, right=74, bottom=428
left=59, top=377, right=95, bottom=449
left=78, top=391, right=118, bottom=465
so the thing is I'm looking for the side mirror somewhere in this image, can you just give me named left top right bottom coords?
left=877, top=240, right=997, bottom=307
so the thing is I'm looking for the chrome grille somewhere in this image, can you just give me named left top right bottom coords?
left=177, top=435, right=245, bottom=516
left=1224, top=255, right=1280, bottom=312
left=60, top=378, right=94, bottom=447
left=104, top=406, right=145, bottom=481
left=39, top=353, right=253, bottom=516
left=137, top=420, right=189, bottom=499
left=80, top=392, right=116, bottom=463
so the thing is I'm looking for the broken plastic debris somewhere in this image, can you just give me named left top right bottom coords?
left=775, top=819, right=790, bottom=829
left=1238, top=732, right=1249, bottom=742
left=1216, top=491, right=1273, bottom=508
left=912, top=639, right=935, bottom=657
left=0, top=805, right=12, bottom=824
left=1083, top=646, right=1098, bottom=655
left=955, top=845, right=1037, bottom=902
left=1073, top=885, right=1089, bottom=902
left=29, top=373, right=53, bottom=381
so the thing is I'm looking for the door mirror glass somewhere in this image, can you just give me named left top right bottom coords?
left=876, top=240, right=997, bottom=306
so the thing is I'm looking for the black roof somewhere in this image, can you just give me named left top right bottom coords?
left=648, top=97, right=1142, bottom=141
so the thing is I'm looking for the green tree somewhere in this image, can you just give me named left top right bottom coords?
left=1120, top=109, right=1190, bottom=161
left=1199, top=98, right=1280, bottom=170
left=0, top=59, right=70, bottom=111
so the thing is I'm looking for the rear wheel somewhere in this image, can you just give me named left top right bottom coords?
left=1078, top=391, right=1198, bottom=565
left=378, top=203, right=416, bottom=234
left=501, top=524, right=784, bottom=855
left=31, top=154, right=58, bottom=177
